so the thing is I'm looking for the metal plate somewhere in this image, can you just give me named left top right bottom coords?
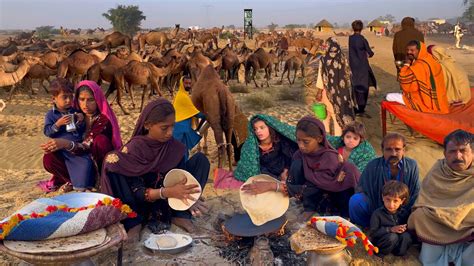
left=224, top=213, right=286, bottom=237
left=144, top=233, right=193, bottom=255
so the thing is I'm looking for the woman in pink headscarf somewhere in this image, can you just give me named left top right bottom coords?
left=39, top=80, right=122, bottom=192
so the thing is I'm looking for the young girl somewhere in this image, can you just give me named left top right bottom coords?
left=289, top=116, right=360, bottom=219
left=327, top=121, right=376, bottom=173
left=370, top=180, right=412, bottom=257
left=101, top=99, right=209, bottom=236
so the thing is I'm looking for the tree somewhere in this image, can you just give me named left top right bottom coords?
left=463, top=0, right=474, bottom=21
left=377, top=14, right=396, bottom=22
left=102, top=5, right=146, bottom=36
left=268, top=22, right=278, bottom=31
left=227, top=24, right=236, bottom=30
left=35, top=26, right=55, bottom=39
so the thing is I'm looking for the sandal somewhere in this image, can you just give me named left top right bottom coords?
left=59, top=182, right=73, bottom=193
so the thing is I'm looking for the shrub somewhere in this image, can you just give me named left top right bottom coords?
left=243, top=92, right=274, bottom=111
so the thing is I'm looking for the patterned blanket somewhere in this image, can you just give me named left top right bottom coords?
left=0, top=197, right=135, bottom=241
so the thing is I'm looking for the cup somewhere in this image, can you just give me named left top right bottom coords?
left=65, top=114, right=76, bottom=132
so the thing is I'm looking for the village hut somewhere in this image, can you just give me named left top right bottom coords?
left=368, top=19, right=385, bottom=33
left=315, top=19, right=334, bottom=32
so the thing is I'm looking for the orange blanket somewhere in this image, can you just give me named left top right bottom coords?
left=382, top=88, right=474, bottom=144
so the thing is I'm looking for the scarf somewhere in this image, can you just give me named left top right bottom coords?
left=101, top=99, right=186, bottom=195
left=234, top=114, right=297, bottom=181
left=173, top=77, right=200, bottom=122
left=327, top=135, right=377, bottom=173
left=293, top=116, right=360, bottom=192
left=408, top=159, right=474, bottom=245
left=74, top=80, right=123, bottom=149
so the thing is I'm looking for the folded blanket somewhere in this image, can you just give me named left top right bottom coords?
left=309, top=216, right=379, bottom=256
left=0, top=197, right=135, bottom=241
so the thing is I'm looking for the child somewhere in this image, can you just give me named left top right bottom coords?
left=369, top=180, right=413, bottom=256
left=327, top=121, right=376, bottom=173
left=42, top=78, right=95, bottom=191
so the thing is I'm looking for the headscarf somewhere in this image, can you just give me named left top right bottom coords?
left=428, top=45, right=471, bottom=104
left=74, top=80, right=122, bottom=149
left=234, top=114, right=297, bottom=181
left=293, top=116, right=360, bottom=192
left=173, top=77, right=200, bottom=122
left=101, top=99, right=186, bottom=195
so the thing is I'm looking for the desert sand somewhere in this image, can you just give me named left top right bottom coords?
left=0, top=31, right=473, bottom=265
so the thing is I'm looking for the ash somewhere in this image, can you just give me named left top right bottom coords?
left=217, top=234, right=306, bottom=265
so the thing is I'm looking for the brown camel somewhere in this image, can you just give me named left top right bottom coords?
left=138, top=25, right=180, bottom=52
left=107, top=60, right=175, bottom=114
left=21, top=64, right=57, bottom=96
left=268, top=49, right=280, bottom=77
left=245, top=48, right=272, bottom=87
left=185, top=49, right=213, bottom=82
left=40, top=52, right=64, bottom=69
left=86, top=32, right=131, bottom=52
left=280, top=56, right=305, bottom=85
left=0, top=56, right=41, bottom=99
left=220, top=45, right=241, bottom=83
left=46, top=42, right=82, bottom=56
left=191, top=65, right=236, bottom=170
left=195, top=32, right=218, bottom=49
left=57, top=49, right=102, bottom=84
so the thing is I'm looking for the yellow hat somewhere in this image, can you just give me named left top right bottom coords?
left=173, top=77, right=200, bottom=122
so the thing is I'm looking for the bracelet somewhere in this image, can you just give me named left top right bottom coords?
left=66, top=141, right=75, bottom=151
left=275, top=182, right=280, bottom=192
left=159, top=188, right=166, bottom=199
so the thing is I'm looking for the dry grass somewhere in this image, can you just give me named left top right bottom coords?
left=229, top=84, right=250, bottom=93
left=242, top=91, right=275, bottom=111
left=278, top=86, right=305, bottom=102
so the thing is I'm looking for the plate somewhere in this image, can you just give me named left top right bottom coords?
left=52, top=192, right=114, bottom=208
left=144, top=233, right=193, bottom=254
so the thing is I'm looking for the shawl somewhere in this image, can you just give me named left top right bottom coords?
left=293, top=116, right=360, bottom=192
left=74, top=80, right=122, bottom=149
left=234, top=114, right=297, bottom=181
left=399, top=41, right=450, bottom=114
left=430, top=46, right=471, bottom=104
left=321, top=38, right=356, bottom=128
left=327, top=135, right=377, bottom=173
left=408, top=159, right=474, bottom=245
left=173, top=77, right=200, bottom=122
left=101, top=99, right=186, bottom=195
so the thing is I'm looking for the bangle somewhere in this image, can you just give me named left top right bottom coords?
left=275, top=182, right=280, bottom=192
left=159, top=188, right=166, bottom=199
left=66, top=141, right=75, bottom=151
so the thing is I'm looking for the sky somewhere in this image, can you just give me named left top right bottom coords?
left=0, top=0, right=468, bottom=30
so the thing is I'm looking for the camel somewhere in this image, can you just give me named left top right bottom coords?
left=86, top=32, right=132, bottom=52
left=107, top=60, right=176, bottom=114
left=57, top=49, right=102, bottom=84
left=15, top=31, right=36, bottom=42
left=138, top=25, right=180, bottom=52
left=40, top=52, right=64, bottom=69
left=0, top=56, right=41, bottom=87
left=185, top=49, right=214, bottom=82
left=220, top=45, right=241, bottom=83
left=268, top=50, right=280, bottom=77
left=280, top=56, right=305, bottom=85
left=191, top=65, right=236, bottom=170
left=245, top=48, right=272, bottom=87
left=46, top=42, right=82, bottom=56
left=195, top=32, right=218, bottom=49
left=20, top=64, right=57, bottom=96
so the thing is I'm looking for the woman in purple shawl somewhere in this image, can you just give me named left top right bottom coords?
left=101, top=98, right=210, bottom=235
left=288, top=116, right=360, bottom=219
left=39, top=80, right=122, bottom=192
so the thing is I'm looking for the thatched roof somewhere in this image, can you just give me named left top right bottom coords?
left=368, top=19, right=385, bottom=27
left=315, top=19, right=333, bottom=28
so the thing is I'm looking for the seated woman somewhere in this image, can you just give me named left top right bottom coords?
left=40, top=80, right=122, bottom=192
left=234, top=114, right=298, bottom=182
left=101, top=98, right=210, bottom=235
left=327, top=121, right=376, bottom=173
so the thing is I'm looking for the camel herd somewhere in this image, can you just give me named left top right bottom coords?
left=0, top=25, right=328, bottom=168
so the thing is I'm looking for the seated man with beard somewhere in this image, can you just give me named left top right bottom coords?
left=348, top=133, right=420, bottom=228
left=386, top=40, right=450, bottom=114
left=408, top=129, right=473, bottom=266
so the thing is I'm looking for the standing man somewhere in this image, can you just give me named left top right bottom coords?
left=392, top=17, right=424, bottom=68
left=349, top=20, right=377, bottom=116
left=454, top=22, right=464, bottom=49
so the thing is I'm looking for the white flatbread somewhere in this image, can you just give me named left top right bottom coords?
left=240, top=174, right=289, bottom=226
left=163, top=169, right=201, bottom=211
left=4, top=228, right=108, bottom=254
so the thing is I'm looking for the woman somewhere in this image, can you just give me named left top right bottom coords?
left=289, top=116, right=360, bottom=219
left=327, top=121, right=376, bottom=173
left=39, top=80, right=122, bottom=192
left=349, top=20, right=377, bottom=115
left=234, top=114, right=298, bottom=182
left=101, top=98, right=210, bottom=235
left=318, top=38, right=357, bottom=136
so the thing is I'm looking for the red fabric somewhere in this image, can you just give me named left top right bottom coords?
left=382, top=88, right=474, bottom=144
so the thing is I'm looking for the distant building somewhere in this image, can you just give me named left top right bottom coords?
left=427, top=18, right=446, bottom=25
left=314, top=19, right=334, bottom=32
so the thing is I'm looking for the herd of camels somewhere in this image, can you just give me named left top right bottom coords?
left=0, top=24, right=328, bottom=168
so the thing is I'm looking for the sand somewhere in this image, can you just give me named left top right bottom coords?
left=0, top=31, right=473, bottom=265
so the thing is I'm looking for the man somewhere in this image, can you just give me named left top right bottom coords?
left=454, top=22, right=463, bottom=49
left=392, top=17, right=424, bottom=63
left=389, top=40, right=450, bottom=114
left=408, top=129, right=473, bottom=266
left=349, top=133, right=420, bottom=228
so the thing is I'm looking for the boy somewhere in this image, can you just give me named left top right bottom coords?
left=369, top=180, right=413, bottom=256
left=42, top=78, right=95, bottom=191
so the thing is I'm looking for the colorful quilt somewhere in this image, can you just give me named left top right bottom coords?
left=0, top=197, right=135, bottom=241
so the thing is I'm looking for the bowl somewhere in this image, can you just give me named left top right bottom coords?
left=144, top=233, right=193, bottom=254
